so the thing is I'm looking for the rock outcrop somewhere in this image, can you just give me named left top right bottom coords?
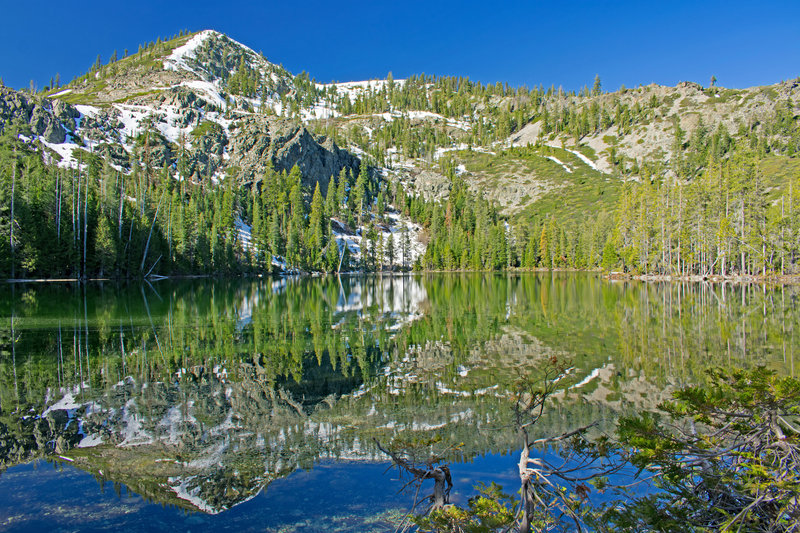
left=0, top=88, right=79, bottom=143
left=228, top=117, right=360, bottom=193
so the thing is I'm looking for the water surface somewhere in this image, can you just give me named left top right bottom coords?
left=0, top=274, right=795, bottom=531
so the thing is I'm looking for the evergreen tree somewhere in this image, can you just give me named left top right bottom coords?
left=386, top=232, right=395, bottom=268
left=307, top=182, right=326, bottom=268
left=592, top=74, right=602, bottom=96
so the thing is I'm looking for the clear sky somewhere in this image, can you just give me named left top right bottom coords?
left=1, top=0, right=798, bottom=93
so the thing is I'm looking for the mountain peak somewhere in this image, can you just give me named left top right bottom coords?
left=163, top=29, right=270, bottom=83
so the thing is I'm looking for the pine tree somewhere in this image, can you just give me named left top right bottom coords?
left=386, top=232, right=395, bottom=268
left=353, top=166, right=368, bottom=227
left=308, top=182, right=326, bottom=268
left=95, top=215, right=116, bottom=276
left=592, top=74, right=602, bottom=96
left=401, top=225, right=411, bottom=269
left=325, top=176, right=337, bottom=220
left=269, top=213, right=282, bottom=257
left=336, top=168, right=348, bottom=217
left=539, top=225, right=549, bottom=268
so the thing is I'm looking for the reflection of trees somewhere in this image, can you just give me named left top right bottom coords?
left=0, top=274, right=796, bottom=513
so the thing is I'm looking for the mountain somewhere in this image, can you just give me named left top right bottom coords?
left=4, top=31, right=359, bottom=189
left=0, top=29, right=798, bottom=279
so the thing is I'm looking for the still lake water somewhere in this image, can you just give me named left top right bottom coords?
left=0, top=273, right=796, bottom=531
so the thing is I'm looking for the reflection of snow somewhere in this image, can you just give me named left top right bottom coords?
left=159, top=403, right=197, bottom=444
left=169, top=475, right=219, bottom=514
left=43, top=392, right=82, bottom=415
left=77, top=433, right=105, bottom=448
left=120, top=398, right=153, bottom=446
left=334, top=276, right=427, bottom=332
left=569, top=367, right=602, bottom=390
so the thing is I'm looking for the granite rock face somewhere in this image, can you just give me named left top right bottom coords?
left=0, top=88, right=79, bottom=143
left=228, top=117, right=360, bottom=193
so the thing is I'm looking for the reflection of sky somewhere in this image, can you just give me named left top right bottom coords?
left=0, top=450, right=649, bottom=531
left=0, top=459, right=404, bottom=532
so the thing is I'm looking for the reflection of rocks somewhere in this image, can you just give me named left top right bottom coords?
left=0, top=409, right=81, bottom=473
left=22, top=356, right=378, bottom=514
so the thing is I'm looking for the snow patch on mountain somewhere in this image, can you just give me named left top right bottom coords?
left=235, top=217, right=252, bottom=250
left=41, top=140, right=80, bottom=169
left=180, top=80, right=227, bottom=109
left=329, top=208, right=425, bottom=269
left=369, top=110, right=471, bottom=131
left=320, top=79, right=405, bottom=103
left=74, top=104, right=99, bottom=118
left=163, top=30, right=216, bottom=77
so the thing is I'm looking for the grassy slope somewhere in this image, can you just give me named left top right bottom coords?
left=45, top=33, right=195, bottom=107
left=454, top=145, right=622, bottom=223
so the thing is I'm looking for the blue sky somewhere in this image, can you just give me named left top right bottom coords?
left=1, top=0, right=798, bottom=92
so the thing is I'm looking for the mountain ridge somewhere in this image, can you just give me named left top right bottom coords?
left=0, top=29, right=798, bottom=278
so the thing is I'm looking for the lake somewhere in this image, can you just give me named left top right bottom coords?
left=0, top=273, right=796, bottom=531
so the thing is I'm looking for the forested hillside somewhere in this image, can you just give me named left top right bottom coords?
left=1, top=29, right=798, bottom=279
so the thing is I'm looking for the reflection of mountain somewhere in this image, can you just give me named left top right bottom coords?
left=0, top=274, right=797, bottom=515
left=14, top=364, right=365, bottom=514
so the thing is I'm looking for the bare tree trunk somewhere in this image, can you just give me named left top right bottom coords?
left=167, top=201, right=172, bottom=262
left=11, top=302, right=18, bottom=409
left=71, top=169, right=76, bottom=247
left=518, top=441, right=535, bottom=533
left=140, top=190, right=165, bottom=272
left=118, top=173, right=124, bottom=241
left=10, top=148, right=16, bottom=279
left=741, top=195, right=746, bottom=275
left=83, top=167, right=89, bottom=278
left=76, top=160, right=82, bottom=264
left=373, top=439, right=453, bottom=511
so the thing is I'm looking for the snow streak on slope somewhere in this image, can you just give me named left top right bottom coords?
left=329, top=209, right=426, bottom=270
left=564, top=148, right=599, bottom=171
left=545, top=155, right=572, bottom=173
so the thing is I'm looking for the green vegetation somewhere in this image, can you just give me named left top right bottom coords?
left=0, top=119, right=247, bottom=278
left=390, top=364, right=800, bottom=532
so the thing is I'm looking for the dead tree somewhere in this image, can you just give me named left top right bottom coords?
left=374, top=437, right=454, bottom=513
left=512, top=357, right=625, bottom=533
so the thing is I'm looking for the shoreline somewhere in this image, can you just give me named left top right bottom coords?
left=5, top=270, right=800, bottom=285
left=607, top=272, right=800, bottom=285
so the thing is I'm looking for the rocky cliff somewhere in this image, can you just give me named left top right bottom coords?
left=229, top=117, right=360, bottom=191
left=0, top=88, right=80, bottom=143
